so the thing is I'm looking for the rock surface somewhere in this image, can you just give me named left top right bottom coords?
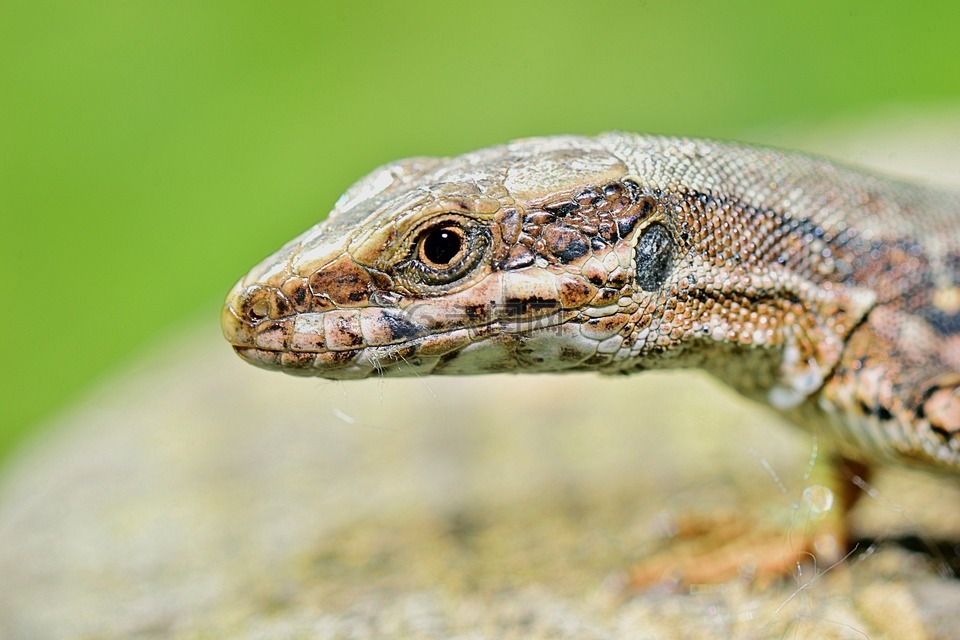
left=2, top=115, right=960, bottom=639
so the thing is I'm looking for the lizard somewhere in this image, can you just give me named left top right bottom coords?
left=221, top=134, right=960, bottom=585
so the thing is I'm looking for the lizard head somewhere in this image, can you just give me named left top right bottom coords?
left=222, top=135, right=672, bottom=379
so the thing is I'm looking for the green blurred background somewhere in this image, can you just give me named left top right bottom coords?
left=2, top=0, right=959, bottom=465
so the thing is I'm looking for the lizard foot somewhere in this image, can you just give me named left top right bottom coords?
left=623, top=457, right=869, bottom=592
left=625, top=508, right=847, bottom=592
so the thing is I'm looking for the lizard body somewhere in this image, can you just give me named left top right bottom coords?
left=222, top=134, right=960, bottom=476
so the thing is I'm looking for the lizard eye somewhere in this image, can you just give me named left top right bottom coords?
left=419, top=224, right=465, bottom=267
left=398, top=218, right=490, bottom=287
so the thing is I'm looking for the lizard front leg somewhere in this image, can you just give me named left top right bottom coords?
left=624, top=453, right=871, bottom=591
left=628, top=298, right=960, bottom=590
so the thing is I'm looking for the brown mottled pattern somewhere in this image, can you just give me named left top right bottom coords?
left=222, top=134, right=960, bottom=473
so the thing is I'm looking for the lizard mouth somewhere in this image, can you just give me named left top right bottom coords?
left=226, top=307, right=583, bottom=380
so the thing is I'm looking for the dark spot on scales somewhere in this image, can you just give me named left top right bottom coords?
left=634, top=223, right=674, bottom=292
left=285, top=282, right=307, bottom=307
left=586, top=271, right=605, bottom=286
left=556, top=238, right=589, bottom=262
left=272, top=294, right=292, bottom=317
left=615, top=196, right=656, bottom=238
left=463, top=303, right=490, bottom=322
left=922, top=308, right=960, bottom=336
left=875, top=405, right=893, bottom=421
left=332, top=317, right=364, bottom=348
left=345, top=277, right=371, bottom=302
left=576, top=188, right=601, bottom=205
left=503, top=296, right=560, bottom=317
left=603, top=183, right=622, bottom=199
left=544, top=224, right=589, bottom=263
left=546, top=202, right=578, bottom=217
left=931, top=424, right=955, bottom=443
left=380, top=310, right=422, bottom=341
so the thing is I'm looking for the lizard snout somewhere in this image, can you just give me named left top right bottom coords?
left=221, top=255, right=439, bottom=378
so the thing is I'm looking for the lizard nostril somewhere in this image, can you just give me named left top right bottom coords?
left=240, top=286, right=292, bottom=323
left=248, top=298, right=270, bottom=321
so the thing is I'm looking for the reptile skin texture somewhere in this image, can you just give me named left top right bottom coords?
left=222, top=134, right=960, bottom=477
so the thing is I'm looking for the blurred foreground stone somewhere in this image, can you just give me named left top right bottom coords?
left=2, top=112, right=960, bottom=639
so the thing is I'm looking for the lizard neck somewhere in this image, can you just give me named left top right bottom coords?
left=598, top=186, right=879, bottom=412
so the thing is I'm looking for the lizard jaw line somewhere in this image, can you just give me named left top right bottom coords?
left=230, top=308, right=581, bottom=379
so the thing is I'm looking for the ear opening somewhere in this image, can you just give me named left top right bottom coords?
left=633, top=223, right=675, bottom=292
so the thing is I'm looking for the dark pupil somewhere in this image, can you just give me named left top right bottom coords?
left=423, top=227, right=463, bottom=265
